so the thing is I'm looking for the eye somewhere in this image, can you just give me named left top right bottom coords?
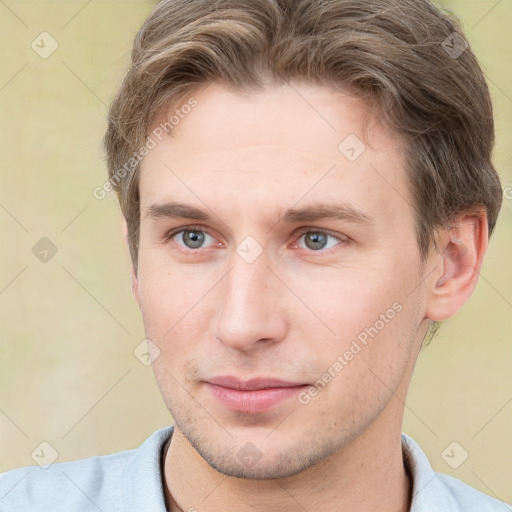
left=164, top=226, right=347, bottom=255
left=295, top=229, right=346, bottom=252
left=166, top=226, right=218, bottom=252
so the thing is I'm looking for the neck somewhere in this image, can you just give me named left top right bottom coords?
left=163, top=411, right=412, bottom=512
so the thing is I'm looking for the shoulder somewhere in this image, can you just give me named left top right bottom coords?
left=432, top=471, right=509, bottom=511
left=0, top=427, right=173, bottom=512
left=402, top=433, right=509, bottom=512
left=0, top=448, right=132, bottom=512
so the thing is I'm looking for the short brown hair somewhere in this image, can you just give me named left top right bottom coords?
left=104, top=0, right=503, bottom=272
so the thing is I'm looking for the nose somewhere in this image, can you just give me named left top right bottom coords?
left=212, top=248, right=288, bottom=353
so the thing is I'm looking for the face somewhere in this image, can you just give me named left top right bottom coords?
left=134, top=82, right=430, bottom=479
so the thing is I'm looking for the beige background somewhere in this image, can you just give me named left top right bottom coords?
left=1, top=0, right=511, bottom=504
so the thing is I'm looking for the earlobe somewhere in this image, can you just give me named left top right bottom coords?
left=425, top=213, right=488, bottom=322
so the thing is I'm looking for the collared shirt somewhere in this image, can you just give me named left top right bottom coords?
left=0, top=426, right=508, bottom=511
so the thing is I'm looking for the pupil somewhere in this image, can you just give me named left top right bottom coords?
left=306, top=233, right=327, bottom=250
left=184, top=230, right=204, bottom=248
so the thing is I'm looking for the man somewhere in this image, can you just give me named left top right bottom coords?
left=0, top=0, right=507, bottom=510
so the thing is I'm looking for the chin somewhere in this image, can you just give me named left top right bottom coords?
left=178, top=416, right=346, bottom=481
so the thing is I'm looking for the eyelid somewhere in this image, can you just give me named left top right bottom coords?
left=164, top=224, right=215, bottom=242
left=293, top=226, right=348, bottom=241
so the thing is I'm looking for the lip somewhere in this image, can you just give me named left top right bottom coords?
left=204, top=376, right=308, bottom=414
left=207, top=376, right=306, bottom=390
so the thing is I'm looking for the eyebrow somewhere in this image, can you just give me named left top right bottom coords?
left=145, top=201, right=374, bottom=226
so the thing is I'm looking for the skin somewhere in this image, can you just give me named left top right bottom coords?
left=125, top=81, right=488, bottom=511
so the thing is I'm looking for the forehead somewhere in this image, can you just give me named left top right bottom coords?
left=148, top=81, right=396, bottom=159
left=139, top=82, right=411, bottom=228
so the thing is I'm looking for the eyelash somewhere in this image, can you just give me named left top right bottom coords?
left=163, top=225, right=347, bottom=256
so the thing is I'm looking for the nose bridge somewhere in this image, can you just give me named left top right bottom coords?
left=213, top=246, right=286, bottom=351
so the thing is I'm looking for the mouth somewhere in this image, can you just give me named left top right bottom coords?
left=204, top=376, right=309, bottom=414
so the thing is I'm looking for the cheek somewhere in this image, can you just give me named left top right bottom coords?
left=293, top=263, right=418, bottom=379
left=294, top=267, right=405, bottom=338
left=136, top=261, right=212, bottom=351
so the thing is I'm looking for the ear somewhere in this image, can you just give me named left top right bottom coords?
left=425, top=212, right=488, bottom=322
left=122, top=218, right=140, bottom=308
